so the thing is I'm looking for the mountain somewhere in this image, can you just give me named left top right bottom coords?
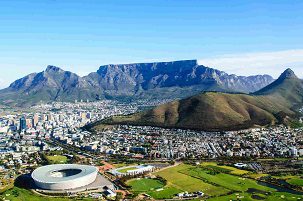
left=85, top=60, right=273, bottom=99
left=254, top=68, right=303, bottom=109
left=97, top=69, right=303, bottom=131
left=0, top=60, right=274, bottom=106
left=0, top=66, right=102, bottom=106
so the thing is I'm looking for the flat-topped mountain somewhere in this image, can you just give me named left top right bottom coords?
left=0, top=60, right=274, bottom=106
left=86, top=60, right=273, bottom=95
left=98, top=69, right=303, bottom=131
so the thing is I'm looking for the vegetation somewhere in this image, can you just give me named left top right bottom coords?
left=208, top=192, right=303, bottom=201
left=0, top=187, right=93, bottom=201
left=273, top=175, right=303, bottom=187
left=199, top=162, right=250, bottom=175
left=125, top=163, right=303, bottom=200
left=287, top=177, right=303, bottom=187
left=113, top=162, right=138, bottom=168
left=290, top=120, right=303, bottom=128
left=147, top=187, right=182, bottom=199
left=127, top=178, right=165, bottom=192
left=45, top=155, right=68, bottom=164
left=181, top=167, right=273, bottom=192
left=118, top=167, right=138, bottom=173
left=154, top=164, right=230, bottom=196
left=95, top=69, right=303, bottom=131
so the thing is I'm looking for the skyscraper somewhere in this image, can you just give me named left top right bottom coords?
left=19, top=117, right=27, bottom=131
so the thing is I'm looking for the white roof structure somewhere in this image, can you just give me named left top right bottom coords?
left=32, top=164, right=98, bottom=190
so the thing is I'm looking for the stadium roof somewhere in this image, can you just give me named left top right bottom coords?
left=32, top=164, right=98, bottom=184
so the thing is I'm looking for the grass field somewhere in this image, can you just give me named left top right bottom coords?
left=133, top=163, right=303, bottom=200
left=148, top=187, right=182, bottom=199
left=118, top=167, right=138, bottom=173
left=126, top=178, right=181, bottom=199
left=287, top=177, right=303, bottom=186
left=208, top=192, right=303, bottom=201
left=113, top=163, right=138, bottom=168
left=1, top=187, right=92, bottom=201
left=181, top=167, right=274, bottom=192
left=200, top=162, right=249, bottom=175
left=247, top=173, right=269, bottom=179
left=46, top=155, right=68, bottom=164
left=154, top=164, right=230, bottom=196
left=273, top=175, right=303, bottom=187
left=127, top=178, right=165, bottom=192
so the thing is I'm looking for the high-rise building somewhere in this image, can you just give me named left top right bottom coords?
left=19, top=117, right=27, bottom=131
left=81, top=112, right=87, bottom=119
left=26, top=118, right=33, bottom=128
left=33, top=114, right=39, bottom=126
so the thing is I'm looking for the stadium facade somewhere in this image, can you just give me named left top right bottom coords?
left=111, top=164, right=155, bottom=176
left=32, top=164, right=114, bottom=192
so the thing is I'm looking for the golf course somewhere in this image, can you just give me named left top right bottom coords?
left=127, top=162, right=303, bottom=200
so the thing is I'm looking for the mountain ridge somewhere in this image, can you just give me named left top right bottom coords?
left=0, top=60, right=274, bottom=106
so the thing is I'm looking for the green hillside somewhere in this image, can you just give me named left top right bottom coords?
left=95, top=69, right=303, bottom=131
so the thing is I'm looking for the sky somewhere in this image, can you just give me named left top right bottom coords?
left=0, top=0, right=302, bottom=88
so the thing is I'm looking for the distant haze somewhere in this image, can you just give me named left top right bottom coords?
left=199, top=49, right=303, bottom=78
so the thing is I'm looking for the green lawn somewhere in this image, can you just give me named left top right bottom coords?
left=127, top=178, right=165, bottom=191
left=113, top=163, right=138, bottom=168
left=46, top=155, right=68, bottom=164
left=118, top=167, right=138, bottom=173
left=147, top=187, right=182, bottom=199
left=272, top=175, right=303, bottom=187
left=200, top=162, right=250, bottom=175
left=207, top=192, right=303, bottom=201
left=127, top=178, right=181, bottom=199
left=154, top=164, right=230, bottom=196
left=1, top=187, right=92, bottom=201
left=287, top=177, right=303, bottom=187
left=181, top=167, right=274, bottom=192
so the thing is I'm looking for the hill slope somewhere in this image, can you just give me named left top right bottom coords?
left=100, top=69, right=303, bottom=131
left=254, top=68, right=303, bottom=109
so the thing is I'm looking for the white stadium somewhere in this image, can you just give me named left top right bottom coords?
left=32, top=164, right=114, bottom=192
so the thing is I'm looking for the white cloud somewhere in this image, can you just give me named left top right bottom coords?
left=0, top=78, right=10, bottom=90
left=198, top=49, right=303, bottom=78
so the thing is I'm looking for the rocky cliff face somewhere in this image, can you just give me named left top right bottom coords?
left=0, top=60, right=274, bottom=106
left=86, top=59, right=273, bottom=94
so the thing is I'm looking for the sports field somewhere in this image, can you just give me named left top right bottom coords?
left=118, top=167, right=138, bottom=173
left=127, top=178, right=165, bottom=192
left=126, top=178, right=181, bottom=199
left=46, top=155, right=68, bottom=164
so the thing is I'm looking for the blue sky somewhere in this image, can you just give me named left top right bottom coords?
left=0, top=0, right=302, bottom=88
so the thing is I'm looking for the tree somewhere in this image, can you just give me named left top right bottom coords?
left=115, top=192, right=123, bottom=201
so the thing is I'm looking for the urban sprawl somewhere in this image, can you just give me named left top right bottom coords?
left=0, top=101, right=302, bottom=200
